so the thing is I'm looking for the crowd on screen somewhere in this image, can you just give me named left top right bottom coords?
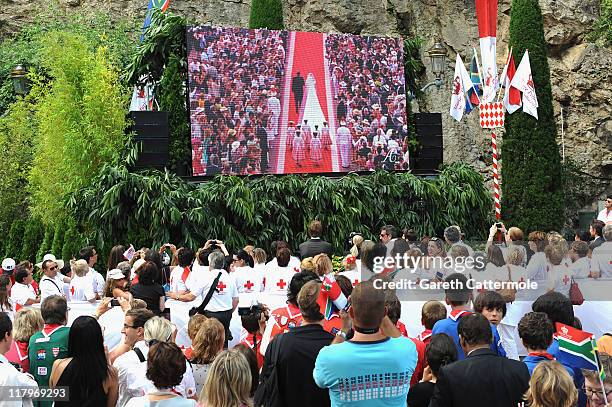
left=324, top=34, right=411, bottom=171
left=1, top=209, right=612, bottom=406
left=187, top=27, right=288, bottom=176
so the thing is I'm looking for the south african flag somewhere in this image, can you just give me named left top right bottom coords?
left=555, top=323, right=598, bottom=371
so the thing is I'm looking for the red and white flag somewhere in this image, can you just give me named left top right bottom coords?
left=498, top=50, right=522, bottom=114
left=450, top=54, right=475, bottom=122
left=476, top=0, right=499, bottom=103
left=511, top=50, right=538, bottom=119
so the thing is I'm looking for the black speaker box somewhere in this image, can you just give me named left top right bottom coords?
left=130, top=111, right=169, bottom=171
left=414, top=113, right=443, bottom=173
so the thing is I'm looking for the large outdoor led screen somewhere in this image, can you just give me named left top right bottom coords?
left=186, top=26, right=408, bottom=176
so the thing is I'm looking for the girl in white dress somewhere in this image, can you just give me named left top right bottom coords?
left=291, top=131, right=305, bottom=166
left=310, top=132, right=323, bottom=163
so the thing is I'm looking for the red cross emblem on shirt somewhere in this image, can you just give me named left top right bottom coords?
left=353, top=279, right=359, bottom=286
left=244, top=280, right=254, bottom=290
left=70, top=286, right=75, bottom=296
left=276, top=279, right=287, bottom=289
left=217, top=281, right=226, bottom=292
left=563, top=275, right=570, bottom=285
left=519, top=277, right=525, bottom=283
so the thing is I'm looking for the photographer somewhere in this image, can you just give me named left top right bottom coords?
left=239, top=302, right=268, bottom=369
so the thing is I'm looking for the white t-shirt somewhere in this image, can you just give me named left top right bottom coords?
left=546, top=264, right=573, bottom=297
left=253, top=263, right=267, bottom=292
left=0, top=298, right=15, bottom=321
left=192, top=269, right=238, bottom=312
left=597, top=208, right=612, bottom=224
left=233, top=266, right=264, bottom=295
left=10, top=282, right=37, bottom=306
left=264, top=265, right=297, bottom=296
left=570, top=257, right=591, bottom=279
left=0, top=353, right=38, bottom=405
left=266, top=256, right=301, bottom=273
left=591, top=242, right=612, bottom=279
left=338, top=268, right=361, bottom=287
left=170, top=265, right=189, bottom=293
left=526, top=251, right=548, bottom=282
left=39, top=274, right=67, bottom=301
left=114, top=341, right=197, bottom=407
left=88, top=268, right=105, bottom=295
left=69, top=274, right=96, bottom=301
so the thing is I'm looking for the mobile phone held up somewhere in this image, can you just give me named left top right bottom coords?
left=110, top=299, right=120, bottom=307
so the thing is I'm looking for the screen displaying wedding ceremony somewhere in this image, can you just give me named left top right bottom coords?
left=186, top=26, right=409, bottom=176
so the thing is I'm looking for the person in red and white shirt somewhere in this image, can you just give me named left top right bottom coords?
left=10, top=267, right=39, bottom=310
left=264, top=248, right=298, bottom=298
left=69, top=259, right=96, bottom=302
left=597, top=196, right=612, bottom=224
left=167, top=247, right=196, bottom=297
left=232, top=250, right=263, bottom=306
left=260, top=270, right=320, bottom=356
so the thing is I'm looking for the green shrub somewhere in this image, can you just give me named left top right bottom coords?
left=20, top=217, right=45, bottom=263
left=249, top=0, right=284, bottom=30
left=502, top=0, right=564, bottom=232
left=4, top=219, right=26, bottom=259
left=37, top=226, right=54, bottom=262
left=588, top=0, right=612, bottom=46
left=29, top=31, right=128, bottom=224
left=69, top=163, right=493, bottom=255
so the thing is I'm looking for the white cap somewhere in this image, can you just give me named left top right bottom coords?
left=107, top=268, right=126, bottom=280
left=1, top=258, right=15, bottom=272
left=36, top=254, right=65, bottom=269
left=131, top=258, right=146, bottom=275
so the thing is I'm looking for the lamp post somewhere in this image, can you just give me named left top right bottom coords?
left=10, top=65, right=29, bottom=96
left=420, top=40, right=448, bottom=93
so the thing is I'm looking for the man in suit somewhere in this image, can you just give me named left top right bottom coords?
left=299, top=220, right=333, bottom=259
left=257, top=117, right=269, bottom=171
left=291, top=72, right=305, bottom=114
left=429, top=313, right=530, bottom=407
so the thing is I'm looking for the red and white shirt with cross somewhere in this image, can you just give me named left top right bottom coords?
left=264, top=265, right=298, bottom=296
left=197, top=269, right=238, bottom=312
left=546, top=263, right=573, bottom=297
left=232, top=266, right=264, bottom=294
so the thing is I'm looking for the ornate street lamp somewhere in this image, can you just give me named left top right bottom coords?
left=421, top=40, right=448, bottom=92
left=10, top=65, right=29, bottom=95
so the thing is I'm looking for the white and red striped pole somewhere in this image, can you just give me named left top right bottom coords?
left=491, top=131, right=501, bottom=220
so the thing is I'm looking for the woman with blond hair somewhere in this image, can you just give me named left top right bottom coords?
left=199, top=349, right=252, bottom=407
left=190, top=318, right=225, bottom=393
left=525, top=360, right=577, bottom=407
left=5, top=308, right=44, bottom=372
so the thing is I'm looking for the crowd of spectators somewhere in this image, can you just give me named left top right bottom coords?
left=187, top=26, right=288, bottom=176
left=325, top=34, right=411, bottom=171
left=0, top=217, right=611, bottom=406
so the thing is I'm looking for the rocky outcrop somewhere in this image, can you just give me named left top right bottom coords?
left=1, top=0, right=609, bottom=213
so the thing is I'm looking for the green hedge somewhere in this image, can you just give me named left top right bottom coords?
left=501, top=0, right=564, bottom=232
left=249, top=0, right=284, bottom=30
left=69, top=163, right=493, bottom=256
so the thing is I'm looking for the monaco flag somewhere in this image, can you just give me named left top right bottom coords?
left=450, top=54, right=475, bottom=121
left=511, top=50, right=538, bottom=119
left=475, top=0, right=499, bottom=103
left=499, top=51, right=522, bottom=114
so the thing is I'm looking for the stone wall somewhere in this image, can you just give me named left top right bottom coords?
left=1, top=0, right=609, bottom=212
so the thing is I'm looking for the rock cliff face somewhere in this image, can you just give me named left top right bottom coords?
left=1, top=0, right=609, bottom=211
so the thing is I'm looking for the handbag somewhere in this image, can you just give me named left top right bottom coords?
left=497, top=264, right=517, bottom=303
left=253, top=334, right=284, bottom=407
left=569, top=277, right=584, bottom=305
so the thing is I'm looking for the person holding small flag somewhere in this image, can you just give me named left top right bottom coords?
left=582, top=353, right=612, bottom=406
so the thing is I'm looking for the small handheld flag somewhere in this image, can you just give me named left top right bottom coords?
left=555, top=323, right=598, bottom=370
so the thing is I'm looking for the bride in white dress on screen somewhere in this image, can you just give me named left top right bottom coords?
left=302, top=73, right=327, bottom=133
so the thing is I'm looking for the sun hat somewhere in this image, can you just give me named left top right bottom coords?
left=35, top=254, right=65, bottom=270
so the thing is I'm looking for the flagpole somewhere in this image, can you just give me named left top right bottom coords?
left=469, top=48, right=482, bottom=105
left=497, top=47, right=512, bottom=102
left=593, top=342, right=610, bottom=406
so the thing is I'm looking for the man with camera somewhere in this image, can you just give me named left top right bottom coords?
left=239, top=301, right=268, bottom=370
left=314, top=281, right=418, bottom=406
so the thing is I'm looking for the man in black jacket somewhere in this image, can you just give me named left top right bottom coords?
left=299, top=220, right=333, bottom=259
left=429, top=313, right=530, bottom=407
left=261, top=280, right=334, bottom=407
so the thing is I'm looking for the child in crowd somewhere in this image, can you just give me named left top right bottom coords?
left=418, top=300, right=447, bottom=345
left=518, top=311, right=576, bottom=379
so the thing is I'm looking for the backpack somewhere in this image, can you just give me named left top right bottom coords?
left=253, top=334, right=285, bottom=407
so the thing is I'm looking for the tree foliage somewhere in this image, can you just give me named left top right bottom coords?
left=69, top=163, right=493, bottom=255
left=588, top=0, right=612, bottom=46
left=28, top=32, right=128, bottom=224
left=502, top=0, right=564, bottom=232
left=249, top=0, right=285, bottom=30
